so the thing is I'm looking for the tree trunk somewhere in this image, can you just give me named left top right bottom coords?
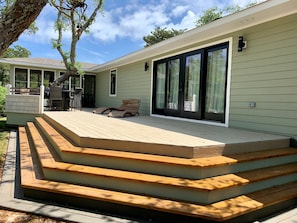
left=0, top=0, right=48, bottom=56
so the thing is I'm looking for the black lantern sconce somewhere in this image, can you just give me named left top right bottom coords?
left=144, top=62, right=149, bottom=71
left=238, top=36, right=247, bottom=52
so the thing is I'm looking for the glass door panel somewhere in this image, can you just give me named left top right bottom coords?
left=30, top=69, right=42, bottom=89
left=44, top=71, right=55, bottom=88
left=166, top=59, right=180, bottom=110
left=205, top=47, right=228, bottom=122
left=155, top=63, right=166, bottom=109
left=184, top=53, right=201, bottom=114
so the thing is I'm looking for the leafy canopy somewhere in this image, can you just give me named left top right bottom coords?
left=143, top=26, right=186, bottom=47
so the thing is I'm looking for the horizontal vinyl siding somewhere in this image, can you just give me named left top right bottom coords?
left=229, top=13, right=297, bottom=140
left=96, top=60, right=151, bottom=115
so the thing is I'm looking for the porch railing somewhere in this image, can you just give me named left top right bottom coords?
left=5, top=85, right=44, bottom=114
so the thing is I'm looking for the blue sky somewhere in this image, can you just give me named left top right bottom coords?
left=12, top=0, right=265, bottom=65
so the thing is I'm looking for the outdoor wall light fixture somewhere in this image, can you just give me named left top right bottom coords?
left=238, top=36, right=247, bottom=52
left=144, top=62, right=149, bottom=71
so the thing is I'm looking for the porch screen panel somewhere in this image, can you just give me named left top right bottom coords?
left=205, top=48, right=227, bottom=114
left=15, top=68, right=28, bottom=89
left=30, top=69, right=42, bottom=89
left=155, top=63, right=166, bottom=109
left=184, top=54, right=201, bottom=112
left=167, top=59, right=180, bottom=110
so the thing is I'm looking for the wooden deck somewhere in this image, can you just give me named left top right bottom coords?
left=44, top=110, right=290, bottom=158
left=19, top=111, right=297, bottom=222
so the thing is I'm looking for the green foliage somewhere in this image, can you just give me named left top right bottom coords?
left=143, top=26, right=186, bottom=47
left=0, top=45, right=31, bottom=86
left=196, top=7, right=223, bottom=27
left=1, top=45, right=31, bottom=58
left=195, top=1, right=260, bottom=27
left=0, top=87, right=6, bottom=114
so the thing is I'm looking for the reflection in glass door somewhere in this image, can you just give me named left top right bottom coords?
left=205, top=47, right=228, bottom=122
left=166, top=59, right=180, bottom=111
left=155, top=63, right=166, bottom=111
left=183, top=53, right=201, bottom=119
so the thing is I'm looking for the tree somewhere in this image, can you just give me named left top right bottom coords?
left=0, top=45, right=31, bottom=85
left=0, top=0, right=48, bottom=56
left=195, top=7, right=222, bottom=27
left=143, top=26, right=186, bottom=47
left=49, top=0, right=104, bottom=86
left=1, top=45, right=31, bottom=58
left=195, top=2, right=259, bottom=27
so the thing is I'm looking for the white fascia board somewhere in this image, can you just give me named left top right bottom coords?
left=0, top=59, right=66, bottom=70
left=91, top=0, right=297, bottom=73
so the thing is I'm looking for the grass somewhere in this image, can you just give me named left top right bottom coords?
left=0, top=117, right=68, bottom=223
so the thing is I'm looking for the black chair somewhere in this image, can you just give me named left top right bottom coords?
left=49, top=86, right=63, bottom=110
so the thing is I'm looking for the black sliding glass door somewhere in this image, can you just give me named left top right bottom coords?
left=152, top=42, right=228, bottom=123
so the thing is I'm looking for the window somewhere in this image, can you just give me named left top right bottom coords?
left=30, top=69, right=42, bottom=89
left=15, top=68, right=28, bottom=89
left=44, top=71, right=55, bottom=87
left=110, top=69, right=117, bottom=96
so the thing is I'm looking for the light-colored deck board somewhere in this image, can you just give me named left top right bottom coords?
left=44, top=111, right=289, bottom=149
left=36, top=117, right=297, bottom=169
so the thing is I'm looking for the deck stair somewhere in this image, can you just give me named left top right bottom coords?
left=19, top=116, right=297, bottom=222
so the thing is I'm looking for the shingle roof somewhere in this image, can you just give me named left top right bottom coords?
left=0, top=57, right=98, bottom=70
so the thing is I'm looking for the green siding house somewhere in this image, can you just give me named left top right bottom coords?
left=1, top=0, right=297, bottom=143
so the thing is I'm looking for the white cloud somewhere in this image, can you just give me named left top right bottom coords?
left=28, top=0, right=267, bottom=45
left=91, top=3, right=170, bottom=42
left=171, top=5, right=189, bottom=18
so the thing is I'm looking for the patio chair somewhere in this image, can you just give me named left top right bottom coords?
left=107, top=99, right=140, bottom=118
left=92, top=99, right=129, bottom=114
left=49, top=86, right=63, bottom=110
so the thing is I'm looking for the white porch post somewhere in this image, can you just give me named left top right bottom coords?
left=5, top=84, right=12, bottom=95
left=39, top=85, right=44, bottom=114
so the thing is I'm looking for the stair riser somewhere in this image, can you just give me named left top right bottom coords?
left=61, top=152, right=198, bottom=179
left=59, top=151, right=297, bottom=180
left=209, top=172, right=297, bottom=204
left=201, top=155, right=297, bottom=179
left=43, top=167, right=209, bottom=204
left=42, top=167, right=297, bottom=205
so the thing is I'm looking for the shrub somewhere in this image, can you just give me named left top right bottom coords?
left=0, top=87, right=6, bottom=114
